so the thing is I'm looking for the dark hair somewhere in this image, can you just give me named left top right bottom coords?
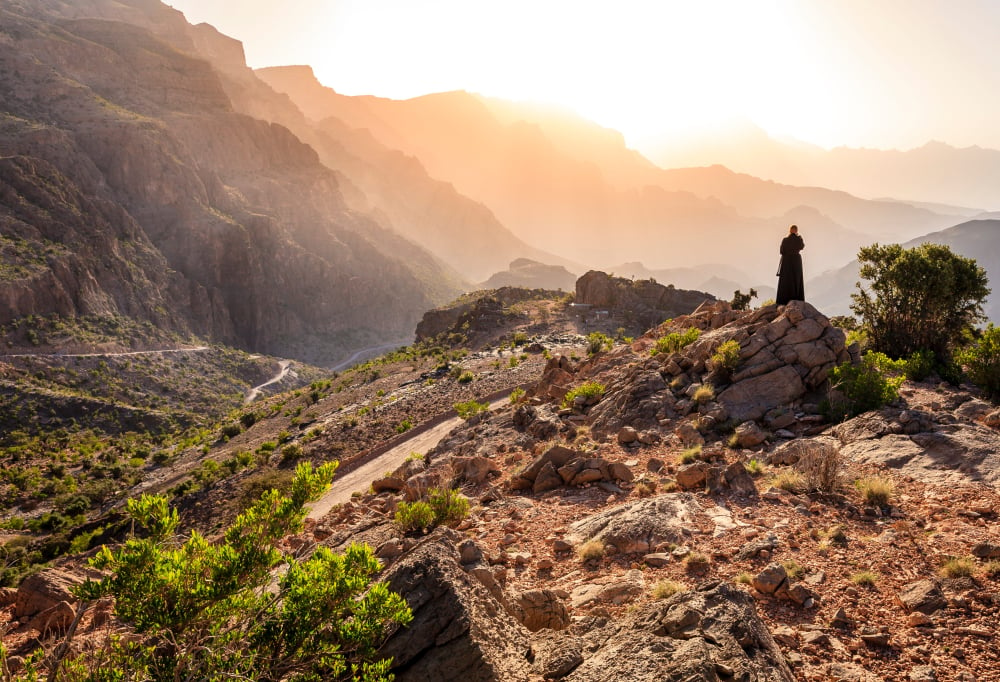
left=789, top=224, right=798, bottom=233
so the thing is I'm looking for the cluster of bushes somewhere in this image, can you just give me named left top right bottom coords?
left=651, top=327, right=700, bottom=356
left=394, top=487, right=470, bottom=533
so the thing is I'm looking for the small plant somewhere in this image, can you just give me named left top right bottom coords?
left=824, top=351, right=905, bottom=421
left=457, top=370, right=475, bottom=384
left=394, top=501, right=436, bottom=533
left=220, top=422, right=242, bottom=439
left=710, top=339, right=741, bottom=375
left=782, top=559, right=805, bottom=581
left=730, top=288, right=757, bottom=311
left=678, top=445, right=703, bottom=464
left=957, top=323, right=1000, bottom=398
left=651, top=579, right=685, bottom=600
left=684, top=552, right=710, bottom=573
left=771, top=469, right=806, bottom=494
left=692, top=383, right=715, bottom=404
left=396, top=418, right=414, bottom=434
left=586, top=331, right=614, bottom=356
left=576, top=539, right=605, bottom=562
left=982, top=560, right=1000, bottom=578
left=939, top=556, right=976, bottom=579
left=850, top=570, right=879, bottom=587
left=651, top=327, right=701, bottom=356
left=745, top=458, right=764, bottom=477
left=824, top=525, right=848, bottom=545
left=512, top=331, right=529, bottom=346
left=454, top=400, right=489, bottom=420
left=903, top=349, right=936, bottom=381
left=562, top=381, right=606, bottom=409
left=508, top=387, right=526, bottom=404
left=634, top=479, right=657, bottom=497
left=795, top=440, right=843, bottom=493
left=735, top=572, right=753, bottom=585
left=855, top=475, right=895, bottom=507
left=427, top=488, right=470, bottom=526
left=279, top=443, right=303, bottom=464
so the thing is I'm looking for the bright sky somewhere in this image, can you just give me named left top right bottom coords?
left=166, top=0, right=1000, bottom=152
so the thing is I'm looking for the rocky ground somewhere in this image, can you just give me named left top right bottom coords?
left=4, top=298, right=1000, bottom=681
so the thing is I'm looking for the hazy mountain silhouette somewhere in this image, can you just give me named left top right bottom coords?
left=256, top=81, right=968, bottom=284
left=650, top=125, right=1000, bottom=212
left=808, top=219, right=1000, bottom=323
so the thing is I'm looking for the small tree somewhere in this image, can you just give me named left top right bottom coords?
left=851, top=243, right=989, bottom=362
left=54, top=462, right=412, bottom=681
left=731, top=288, right=757, bottom=311
left=957, top=324, right=1000, bottom=398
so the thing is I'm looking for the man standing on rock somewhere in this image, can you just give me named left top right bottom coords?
left=776, top=224, right=805, bottom=305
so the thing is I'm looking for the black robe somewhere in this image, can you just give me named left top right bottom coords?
left=775, top=233, right=804, bottom=305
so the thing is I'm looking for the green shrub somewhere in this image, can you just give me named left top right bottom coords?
left=850, top=570, right=879, bottom=587
left=427, top=488, right=470, bottom=526
left=745, top=458, right=764, bottom=477
left=692, top=383, right=715, bottom=404
left=903, top=349, right=935, bottom=381
left=651, top=327, right=701, bottom=356
left=957, top=324, right=1000, bottom=398
left=394, top=501, right=435, bottom=533
left=710, top=340, right=741, bottom=375
left=396, top=418, right=414, bottom=434
left=220, top=422, right=242, bottom=440
left=512, top=331, right=529, bottom=346
left=280, top=443, right=304, bottom=464
left=454, top=400, right=489, bottom=420
left=67, top=463, right=410, bottom=680
left=824, top=351, right=905, bottom=421
left=730, top=288, right=757, bottom=311
left=586, top=332, right=613, bottom=356
left=562, top=381, right=606, bottom=409
left=508, top=387, right=526, bottom=404
left=457, top=370, right=475, bottom=384
left=678, top=445, right=702, bottom=464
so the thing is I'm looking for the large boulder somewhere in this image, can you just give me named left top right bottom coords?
left=552, top=581, right=794, bottom=681
left=14, top=569, right=81, bottom=620
left=564, top=495, right=704, bottom=554
left=380, top=532, right=533, bottom=682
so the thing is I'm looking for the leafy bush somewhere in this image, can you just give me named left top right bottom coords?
left=508, top=387, right=527, bottom=404
left=903, top=349, right=935, bottom=381
left=457, top=370, right=475, bottom=384
left=65, top=463, right=410, bottom=681
left=220, top=422, right=242, bottom=439
left=454, top=400, right=489, bottom=420
left=731, top=288, right=757, bottom=311
left=851, top=242, right=989, bottom=362
left=396, top=418, right=414, bottom=434
left=427, top=487, right=470, bottom=526
left=824, top=351, right=905, bottom=421
left=561, top=381, right=606, bottom=409
left=279, top=443, right=304, bottom=464
left=394, top=501, right=435, bottom=533
left=586, top=331, right=613, bottom=356
left=651, top=327, right=701, bottom=356
left=957, top=323, right=1000, bottom=398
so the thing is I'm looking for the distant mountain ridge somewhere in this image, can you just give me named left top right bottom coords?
left=257, top=70, right=969, bottom=284
left=649, top=123, right=1000, bottom=212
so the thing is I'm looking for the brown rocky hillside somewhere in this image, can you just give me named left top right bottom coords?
left=0, top=0, right=459, bottom=364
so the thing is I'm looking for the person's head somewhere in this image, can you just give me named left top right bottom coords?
left=789, top=224, right=798, bottom=235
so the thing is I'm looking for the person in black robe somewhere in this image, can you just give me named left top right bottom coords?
left=775, top=224, right=804, bottom=305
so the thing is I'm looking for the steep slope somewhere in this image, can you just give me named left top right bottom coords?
left=0, top=1, right=455, bottom=363
left=808, top=219, right=1000, bottom=321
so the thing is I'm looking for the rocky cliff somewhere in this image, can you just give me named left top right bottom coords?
left=0, top=0, right=461, bottom=363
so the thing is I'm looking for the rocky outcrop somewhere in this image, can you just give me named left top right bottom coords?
left=563, top=495, right=704, bottom=554
left=415, top=287, right=563, bottom=343
left=575, top=270, right=714, bottom=331
left=508, top=445, right=634, bottom=493
left=585, top=300, right=849, bottom=434
left=14, top=569, right=81, bottom=622
left=539, top=582, right=794, bottom=682
left=378, top=532, right=533, bottom=682
left=481, top=258, right=577, bottom=292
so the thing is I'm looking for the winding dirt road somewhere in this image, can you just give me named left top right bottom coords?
left=306, top=396, right=508, bottom=521
left=244, top=360, right=292, bottom=404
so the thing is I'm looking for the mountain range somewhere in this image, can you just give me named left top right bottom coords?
left=2, top=0, right=999, bottom=369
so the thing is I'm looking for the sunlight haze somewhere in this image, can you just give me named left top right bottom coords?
left=166, top=0, right=1000, bottom=154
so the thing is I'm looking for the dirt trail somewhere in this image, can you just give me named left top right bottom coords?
left=244, top=360, right=292, bottom=404
left=307, top=396, right=508, bottom=521
left=329, top=340, right=408, bottom=372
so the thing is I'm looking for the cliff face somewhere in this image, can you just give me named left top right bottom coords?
left=0, top=1, right=457, bottom=363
